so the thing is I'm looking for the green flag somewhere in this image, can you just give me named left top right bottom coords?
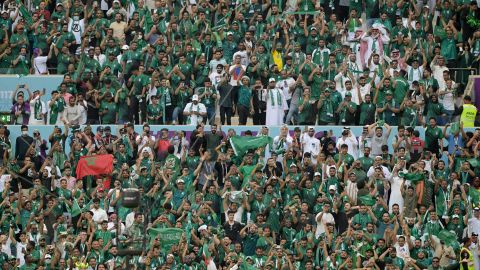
left=467, top=158, right=479, bottom=168
left=399, top=172, right=424, bottom=183
left=70, top=198, right=82, bottom=217
left=202, top=242, right=211, bottom=266
left=437, top=229, right=460, bottom=250
left=147, top=228, right=183, bottom=251
left=358, top=195, right=376, bottom=206
left=450, top=122, right=460, bottom=135
left=284, top=11, right=321, bottom=15
left=229, top=135, right=273, bottom=156
left=16, top=1, right=32, bottom=25
left=211, top=23, right=227, bottom=31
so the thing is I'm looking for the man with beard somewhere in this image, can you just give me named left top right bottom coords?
left=366, top=121, right=392, bottom=157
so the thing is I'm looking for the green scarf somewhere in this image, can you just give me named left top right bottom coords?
left=269, top=89, right=282, bottom=107
left=34, top=99, right=42, bottom=120
left=187, top=103, right=200, bottom=124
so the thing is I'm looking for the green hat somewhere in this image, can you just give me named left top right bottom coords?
left=324, top=88, right=331, bottom=93
left=386, top=90, right=393, bottom=95
left=345, top=91, right=352, bottom=97
left=232, top=20, right=239, bottom=25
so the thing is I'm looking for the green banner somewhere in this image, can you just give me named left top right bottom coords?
left=399, top=172, right=424, bottom=183
left=148, top=228, right=183, bottom=251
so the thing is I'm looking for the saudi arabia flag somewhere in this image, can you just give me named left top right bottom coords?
left=229, top=135, right=273, bottom=156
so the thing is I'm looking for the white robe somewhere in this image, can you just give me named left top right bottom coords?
left=265, top=88, right=288, bottom=125
left=29, top=97, right=47, bottom=125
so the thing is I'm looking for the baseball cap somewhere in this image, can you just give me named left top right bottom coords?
left=329, top=185, right=336, bottom=191
left=314, top=172, right=321, bottom=177
left=121, top=45, right=129, bottom=50
left=192, top=94, right=199, bottom=101
left=177, top=179, right=185, bottom=184
left=345, top=92, right=352, bottom=97
left=269, top=78, right=276, bottom=83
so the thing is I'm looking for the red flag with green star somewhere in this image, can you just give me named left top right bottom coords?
left=76, top=154, right=113, bottom=179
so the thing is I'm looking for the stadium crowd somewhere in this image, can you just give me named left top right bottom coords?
left=0, top=0, right=480, bottom=269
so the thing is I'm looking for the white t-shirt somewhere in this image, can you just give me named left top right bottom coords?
left=440, top=89, right=455, bottom=111
left=336, top=134, right=359, bottom=159
left=68, top=18, right=85, bottom=44
left=233, top=50, right=249, bottom=66
left=1, top=237, right=12, bottom=256
left=135, top=134, right=156, bottom=152
left=33, top=56, right=48, bottom=75
left=91, top=207, right=108, bottom=224
left=209, top=71, right=225, bottom=88
left=315, top=212, right=335, bottom=238
left=228, top=65, right=246, bottom=86
left=78, top=100, right=87, bottom=125
left=276, top=78, right=296, bottom=101
left=395, top=242, right=410, bottom=259
left=16, top=242, right=27, bottom=266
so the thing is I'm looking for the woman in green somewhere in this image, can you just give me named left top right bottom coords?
left=237, top=76, right=254, bottom=125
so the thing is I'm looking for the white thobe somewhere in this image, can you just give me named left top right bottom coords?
left=265, top=88, right=288, bottom=125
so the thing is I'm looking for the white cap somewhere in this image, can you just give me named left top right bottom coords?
left=314, top=172, right=321, bottom=177
left=113, top=0, right=120, bottom=4
left=192, top=94, right=199, bottom=101
left=198, top=225, right=208, bottom=232
left=121, top=45, right=129, bottom=50
left=142, top=147, right=151, bottom=153
left=269, top=78, right=276, bottom=83
left=329, top=185, right=336, bottom=191
left=176, top=179, right=185, bottom=184
left=308, top=126, right=315, bottom=130
left=226, top=31, right=233, bottom=36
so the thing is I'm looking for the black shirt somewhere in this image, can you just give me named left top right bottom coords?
left=223, top=220, right=243, bottom=243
